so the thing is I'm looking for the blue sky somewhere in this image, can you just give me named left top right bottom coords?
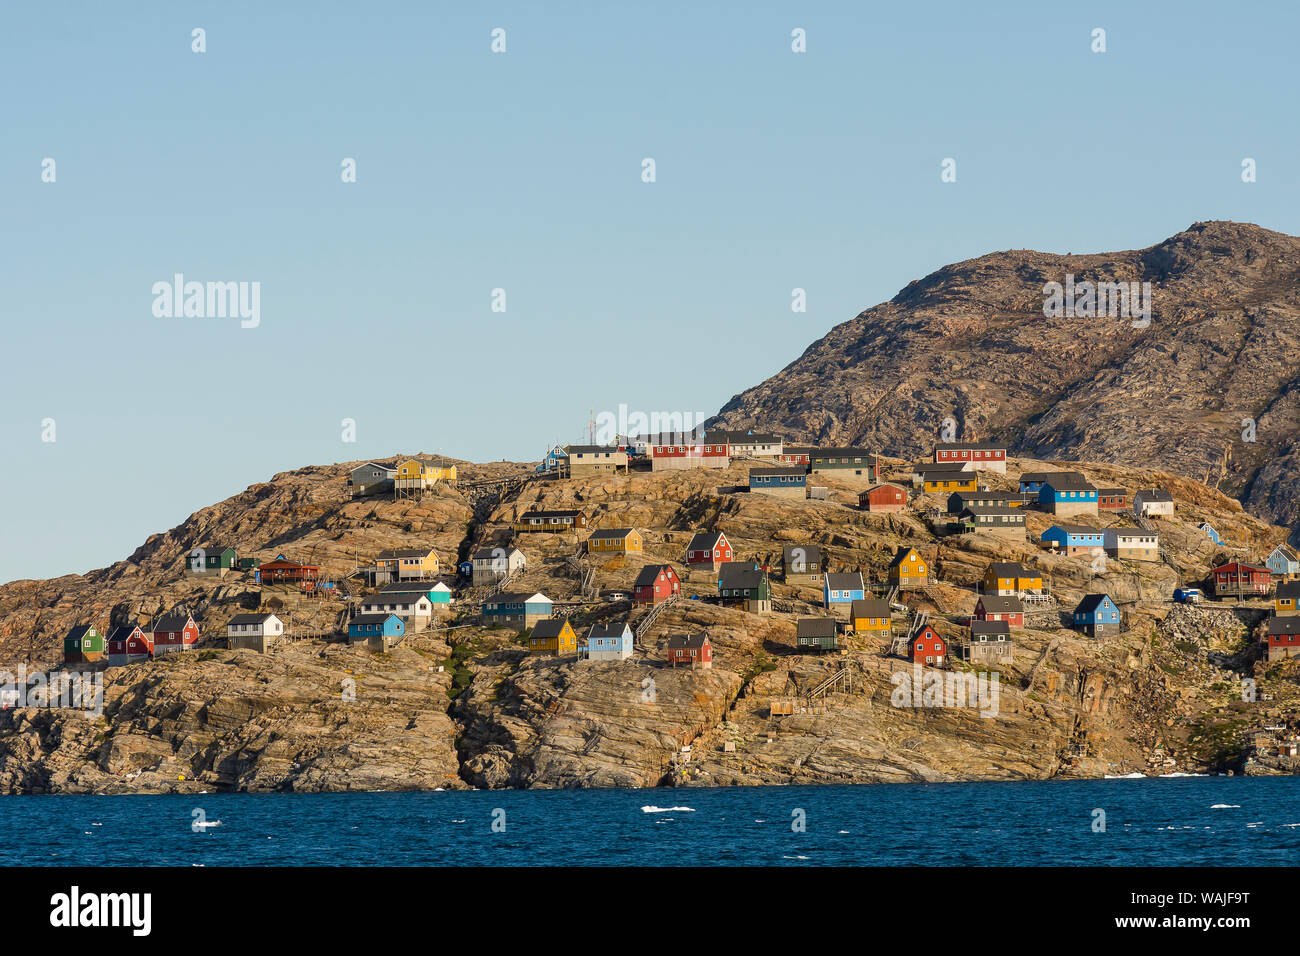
left=2, top=0, right=1297, bottom=583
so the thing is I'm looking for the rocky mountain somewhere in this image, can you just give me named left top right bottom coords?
left=1, top=454, right=1297, bottom=792
left=710, top=221, right=1300, bottom=542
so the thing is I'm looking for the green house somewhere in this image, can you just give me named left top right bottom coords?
left=796, top=618, right=839, bottom=652
left=191, top=546, right=238, bottom=572
left=64, top=625, right=105, bottom=662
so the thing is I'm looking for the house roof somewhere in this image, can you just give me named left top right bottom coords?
left=1268, top=617, right=1300, bottom=636
left=520, top=509, right=585, bottom=519
left=1042, top=473, right=1096, bottom=491
left=1272, top=544, right=1300, bottom=562
left=1074, top=594, right=1115, bottom=615
left=228, top=613, right=278, bottom=625
left=106, top=623, right=144, bottom=641
left=825, top=572, right=865, bottom=590
left=530, top=619, right=571, bottom=639
left=888, top=547, right=924, bottom=569
left=1135, top=489, right=1173, bottom=501
left=709, top=429, right=783, bottom=444
left=935, top=442, right=1005, bottom=451
left=978, top=595, right=1023, bottom=613
left=811, top=448, right=873, bottom=458
left=987, top=561, right=1031, bottom=577
left=350, top=613, right=399, bottom=626
left=970, top=620, right=1011, bottom=637
left=721, top=568, right=768, bottom=591
left=851, top=598, right=890, bottom=618
left=485, top=591, right=551, bottom=605
left=796, top=618, right=838, bottom=639
left=667, top=633, right=709, bottom=650
left=863, top=482, right=907, bottom=495
left=1045, top=523, right=1104, bottom=536
left=199, top=545, right=236, bottom=555
left=962, top=506, right=1024, bottom=518
left=633, top=564, right=677, bottom=588
left=472, top=546, right=523, bottom=561
left=153, top=615, right=193, bottom=632
left=687, top=531, right=726, bottom=551
left=376, top=581, right=438, bottom=595
left=1097, top=488, right=1126, bottom=497
left=377, top=548, right=435, bottom=559
left=586, top=622, right=630, bottom=639
left=590, top=527, right=636, bottom=540
left=1018, top=472, right=1055, bottom=483
left=783, top=544, right=823, bottom=566
left=750, top=467, right=805, bottom=478
left=1276, top=581, right=1300, bottom=600
left=915, top=462, right=972, bottom=475
left=566, top=444, right=625, bottom=455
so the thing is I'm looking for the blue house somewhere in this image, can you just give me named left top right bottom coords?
left=584, top=622, right=633, bottom=661
left=1199, top=522, right=1223, bottom=546
left=1037, top=474, right=1099, bottom=513
left=536, top=444, right=567, bottom=473
left=748, top=467, right=807, bottom=496
left=457, top=560, right=474, bottom=579
left=1073, top=594, right=1120, bottom=637
left=823, top=571, right=866, bottom=608
left=348, top=613, right=404, bottom=641
left=1040, top=525, right=1105, bottom=554
left=480, top=591, right=554, bottom=630
left=1018, top=472, right=1053, bottom=495
left=1265, top=544, right=1299, bottom=578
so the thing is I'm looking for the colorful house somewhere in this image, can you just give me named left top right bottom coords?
left=964, top=620, right=1013, bottom=664
left=562, top=445, right=629, bottom=477
left=633, top=564, right=681, bottom=604
left=779, top=445, right=815, bottom=466
left=647, top=437, right=728, bottom=472
left=481, top=592, right=553, bottom=630
left=153, top=614, right=200, bottom=655
left=1041, top=524, right=1105, bottom=555
left=888, top=547, right=931, bottom=588
left=584, top=621, right=634, bottom=661
left=795, top=618, right=840, bottom=653
left=1097, top=488, right=1128, bottom=511
left=1133, top=489, right=1175, bottom=518
left=982, top=562, right=1044, bottom=596
left=375, top=547, right=439, bottom=581
left=225, top=613, right=284, bottom=652
left=783, top=544, right=824, bottom=583
left=909, top=624, right=947, bottom=666
left=823, top=571, right=866, bottom=608
left=1073, top=594, right=1121, bottom=637
left=708, top=430, right=783, bottom=458
left=360, top=584, right=436, bottom=623
left=1038, top=474, right=1099, bottom=517
left=1266, top=544, right=1300, bottom=580
left=471, top=545, right=526, bottom=586
left=106, top=622, right=152, bottom=665
left=587, top=528, right=643, bottom=554
left=348, top=613, right=404, bottom=642
left=529, top=618, right=578, bottom=656
left=948, top=490, right=1022, bottom=513
left=1274, top=581, right=1300, bottom=617
left=394, top=457, right=457, bottom=496
left=1104, top=528, right=1160, bottom=562
left=427, top=582, right=453, bottom=604
left=1265, top=617, right=1300, bottom=661
left=349, top=462, right=396, bottom=497
left=916, top=463, right=977, bottom=495
left=859, top=483, right=908, bottom=512
left=667, top=633, right=712, bottom=668
left=63, top=625, right=105, bottom=664
left=258, top=555, right=320, bottom=584
left=514, top=510, right=588, bottom=533
left=749, top=467, right=807, bottom=498
left=1018, top=472, right=1054, bottom=495
left=973, top=595, right=1023, bottom=628
left=719, top=562, right=772, bottom=613
left=685, top=530, right=733, bottom=570
left=958, top=506, right=1026, bottom=537
left=850, top=598, right=891, bottom=636
left=188, top=546, right=238, bottom=574
left=1210, top=561, right=1271, bottom=600
left=809, top=449, right=876, bottom=484
left=933, top=442, right=1007, bottom=474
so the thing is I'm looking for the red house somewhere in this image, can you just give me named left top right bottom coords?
left=973, top=595, right=1024, bottom=628
left=259, top=554, right=321, bottom=583
left=648, top=440, right=729, bottom=471
left=686, top=531, right=733, bottom=570
left=106, top=623, right=154, bottom=664
left=634, top=564, right=682, bottom=604
left=858, top=483, right=907, bottom=512
left=780, top=446, right=814, bottom=466
left=667, top=633, right=712, bottom=668
left=1211, top=561, right=1271, bottom=599
left=934, top=442, right=1006, bottom=472
left=152, top=614, right=200, bottom=656
left=909, top=624, right=947, bottom=666
left=1097, top=488, right=1127, bottom=510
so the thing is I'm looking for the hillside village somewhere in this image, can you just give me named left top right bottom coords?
left=3, top=430, right=1300, bottom=792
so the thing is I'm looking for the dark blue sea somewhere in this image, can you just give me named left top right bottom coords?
left=7, top=777, right=1299, bottom=866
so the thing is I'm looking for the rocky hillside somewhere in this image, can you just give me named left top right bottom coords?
left=2, top=455, right=1298, bottom=792
left=710, top=221, right=1300, bottom=542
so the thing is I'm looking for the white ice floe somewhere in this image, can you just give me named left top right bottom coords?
left=1210, top=804, right=1240, bottom=809
left=1104, top=772, right=1147, bottom=779
left=641, top=806, right=694, bottom=813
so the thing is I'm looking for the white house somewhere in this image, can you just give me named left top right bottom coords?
left=360, top=587, right=434, bottom=623
left=1103, top=528, right=1160, bottom=561
left=1133, top=489, right=1175, bottom=517
left=471, top=545, right=526, bottom=586
left=226, top=613, right=284, bottom=652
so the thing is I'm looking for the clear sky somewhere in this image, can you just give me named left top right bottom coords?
left=2, top=0, right=1297, bottom=583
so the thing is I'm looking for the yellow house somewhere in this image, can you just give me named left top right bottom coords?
left=1276, top=582, right=1300, bottom=616
left=982, top=561, right=1044, bottom=595
left=395, top=458, right=458, bottom=490
left=587, top=528, right=643, bottom=554
left=923, top=474, right=978, bottom=494
left=851, top=598, right=892, bottom=636
left=888, top=547, right=930, bottom=587
left=376, top=547, right=439, bottom=581
left=529, top=618, right=577, bottom=655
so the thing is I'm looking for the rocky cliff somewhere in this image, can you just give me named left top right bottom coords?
left=1, top=455, right=1297, bottom=792
left=710, top=221, right=1300, bottom=542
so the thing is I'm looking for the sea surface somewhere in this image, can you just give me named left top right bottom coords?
left=6, top=776, right=1299, bottom=866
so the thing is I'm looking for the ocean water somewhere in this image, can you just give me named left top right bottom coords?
left=7, top=776, right=1299, bottom=866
